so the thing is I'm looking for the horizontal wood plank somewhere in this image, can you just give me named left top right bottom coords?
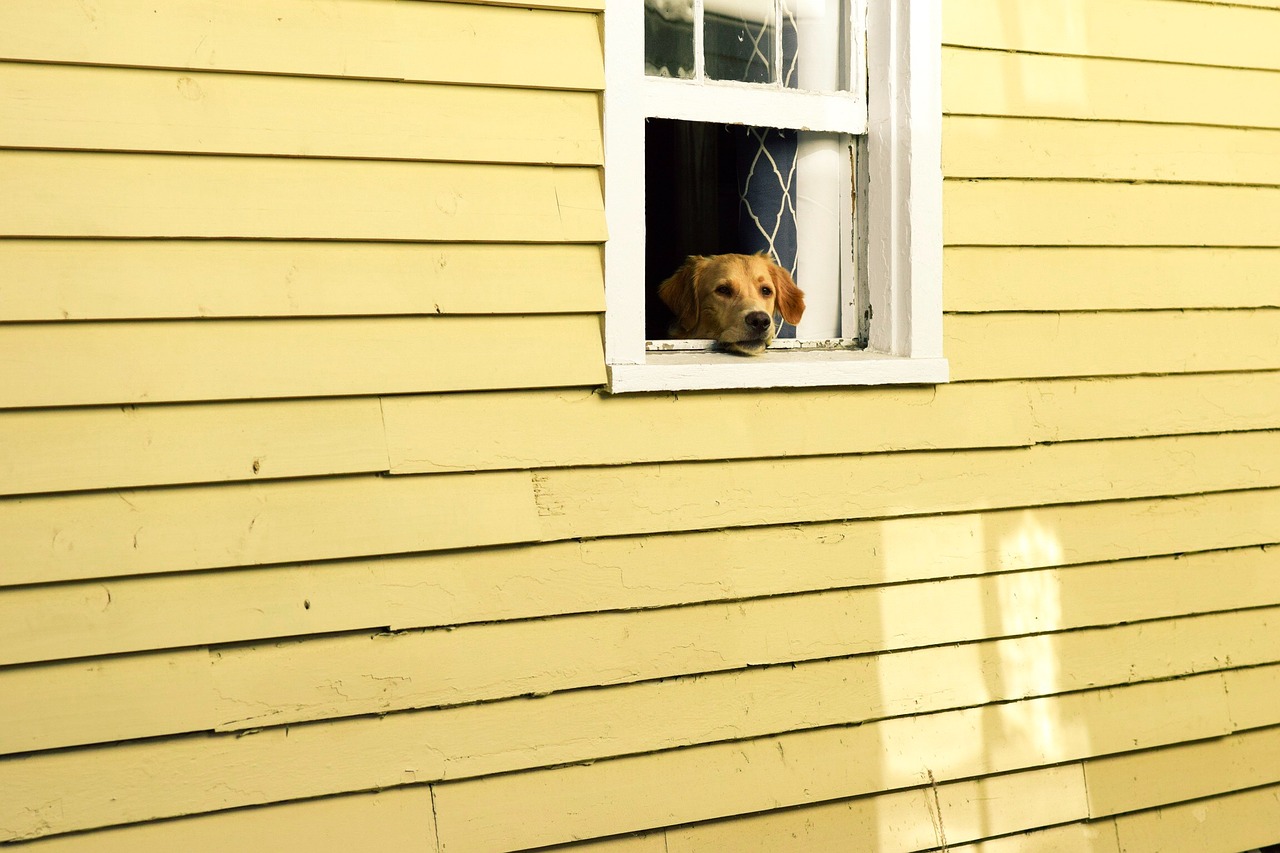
left=0, top=315, right=606, bottom=408
left=1223, top=662, right=1280, bottom=732
left=1029, top=372, right=1280, bottom=442
left=531, top=431, right=1280, bottom=540
left=656, top=765, right=1088, bottom=853
left=6, top=488, right=1280, bottom=666
left=383, top=382, right=1034, bottom=474
left=945, top=181, right=1280, bottom=247
left=3, top=788, right=438, bottom=853
left=0, top=241, right=604, bottom=321
left=0, top=152, right=606, bottom=241
left=946, top=310, right=1280, bottom=380
left=944, top=47, right=1280, bottom=130
left=202, top=560, right=1280, bottom=732
left=945, top=0, right=1280, bottom=71
left=0, top=398, right=389, bottom=496
left=1086, top=723, right=1280, bottom=817
left=946, top=821, right=1121, bottom=853
left=1113, top=783, right=1280, bottom=853
left=0, top=668, right=1236, bottom=841
left=0, top=471, right=540, bottom=588
left=428, top=675, right=1231, bottom=852
left=10, top=576, right=1275, bottom=754
left=0, top=62, right=602, bottom=164
left=0, top=0, right=602, bottom=90
left=945, top=247, right=1280, bottom=311
left=945, top=116, right=1280, bottom=185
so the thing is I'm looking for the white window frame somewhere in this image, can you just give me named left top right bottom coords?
left=603, top=0, right=948, bottom=393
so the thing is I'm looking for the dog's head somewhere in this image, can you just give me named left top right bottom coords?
left=657, top=253, right=806, bottom=356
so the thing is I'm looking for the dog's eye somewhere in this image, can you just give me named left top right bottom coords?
left=761, top=286, right=774, bottom=297
left=715, top=284, right=733, bottom=296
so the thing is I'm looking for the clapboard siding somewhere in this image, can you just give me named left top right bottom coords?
left=0, top=398, right=390, bottom=496
left=946, top=181, right=1280, bottom=246
left=1113, top=783, right=1280, bottom=853
left=5, top=572, right=1277, bottom=755
left=945, top=116, right=1280, bottom=184
left=2, top=789, right=438, bottom=853
left=945, top=47, right=1280, bottom=129
left=946, top=247, right=1280, bottom=311
left=0, top=662, right=1248, bottom=841
left=0, top=471, right=542, bottom=588
left=944, top=0, right=1280, bottom=71
left=532, top=431, right=1280, bottom=540
left=0, top=0, right=603, bottom=89
left=1, top=152, right=605, bottom=242
left=0, top=61, right=603, bottom=165
left=7, top=0, right=1280, bottom=849
left=946, top=310, right=1280, bottom=380
left=6, top=430, right=1279, bottom=588
left=0, top=315, right=606, bottom=408
left=0, top=241, right=605, bottom=321
left=4, top=490, right=1279, bottom=666
left=427, top=674, right=1234, bottom=852
left=1086, top=722, right=1280, bottom=818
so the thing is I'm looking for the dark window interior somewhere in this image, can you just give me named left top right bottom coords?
left=644, top=118, right=742, bottom=339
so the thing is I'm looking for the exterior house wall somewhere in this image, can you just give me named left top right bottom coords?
left=2, top=0, right=1279, bottom=850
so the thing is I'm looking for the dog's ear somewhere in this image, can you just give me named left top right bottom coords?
left=767, top=258, right=806, bottom=325
left=658, top=256, right=705, bottom=335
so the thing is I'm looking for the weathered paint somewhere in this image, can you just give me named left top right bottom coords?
left=4, top=0, right=1280, bottom=848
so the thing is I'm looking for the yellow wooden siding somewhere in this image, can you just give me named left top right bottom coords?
left=6, top=0, right=1280, bottom=848
left=947, top=311, right=1280, bottom=380
left=384, top=382, right=1036, bottom=473
left=945, top=48, right=1280, bottom=128
left=0, top=241, right=604, bottom=321
left=6, top=584, right=1277, bottom=755
left=945, top=0, right=1280, bottom=71
left=0, top=399, right=390, bottom=496
left=0, top=471, right=541, bottom=587
left=1, top=152, right=605, bottom=242
left=4, top=789, right=438, bottom=853
left=0, top=316, right=605, bottom=408
left=427, top=674, right=1233, bottom=852
left=1085, top=723, right=1280, bottom=818
left=0, top=0, right=603, bottom=89
left=0, top=670, right=1243, bottom=841
left=5, top=491, right=1279, bottom=667
left=946, top=821, right=1121, bottom=853
left=946, top=116, right=1280, bottom=184
left=946, top=181, right=1280, bottom=246
left=946, top=248, right=1280, bottom=311
left=1113, top=783, right=1280, bottom=853
left=0, top=62, right=603, bottom=165
left=531, top=431, right=1280, bottom=540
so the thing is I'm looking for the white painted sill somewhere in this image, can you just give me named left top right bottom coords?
left=606, top=350, right=950, bottom=393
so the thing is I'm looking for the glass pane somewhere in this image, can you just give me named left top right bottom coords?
left=786, top=0, right=850, bottom=91
left=645, top=0, right=695, bottom=79
left=705, top=0, right=777, bottom=84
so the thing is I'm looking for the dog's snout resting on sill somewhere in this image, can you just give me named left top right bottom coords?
left=658, top=253, right=806, bottom=356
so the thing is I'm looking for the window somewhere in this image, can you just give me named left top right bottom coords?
left=603, top=0, right=948, bottom=392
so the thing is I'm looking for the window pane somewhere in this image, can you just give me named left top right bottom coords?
left=705, top=0, right=777, bottom=84
left=645, top=0, right=695, bottom=79
left=786, top=0, right=850, bottom=91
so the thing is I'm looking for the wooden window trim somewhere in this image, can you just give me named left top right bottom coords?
left=602, top=0, right=947, bottom=393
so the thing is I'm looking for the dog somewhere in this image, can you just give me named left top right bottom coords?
left=657, top=253, right=806, bottom=355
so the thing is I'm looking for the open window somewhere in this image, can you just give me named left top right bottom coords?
left=604, top=0, right=948, bottom=392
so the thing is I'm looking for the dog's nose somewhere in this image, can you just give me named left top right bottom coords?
left=745, top=311, right=771, bottom=332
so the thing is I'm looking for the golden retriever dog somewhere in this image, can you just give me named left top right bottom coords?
left=658, top=253, right=806, bottom=355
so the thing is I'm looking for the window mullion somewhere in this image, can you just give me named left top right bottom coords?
left=774, top=0, right=784, bottom=86
left=693, top=0, right=706, bottom=81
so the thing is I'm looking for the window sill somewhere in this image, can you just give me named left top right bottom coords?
left=606, top=350, right=950, bottom=393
